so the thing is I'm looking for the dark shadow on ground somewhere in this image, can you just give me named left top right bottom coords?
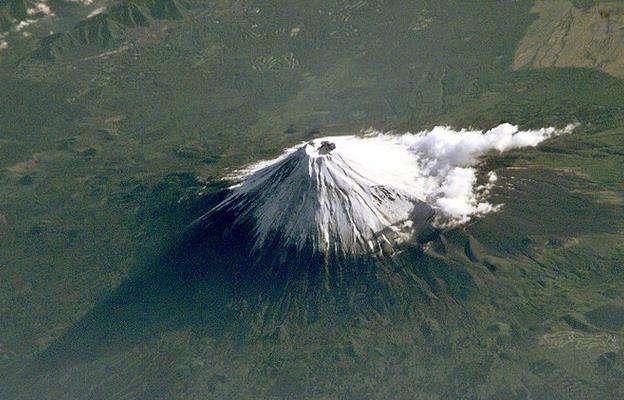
left=18, top=179, right=478, bottom=379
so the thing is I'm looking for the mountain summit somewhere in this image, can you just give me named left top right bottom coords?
left=198, top=137, right=435, bottom=257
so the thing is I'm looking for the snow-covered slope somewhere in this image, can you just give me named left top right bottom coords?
left=204, top=137, right=435, bottom=256
left=197, top=124, right=573, bottom=258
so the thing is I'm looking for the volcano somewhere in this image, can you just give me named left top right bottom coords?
left=194, top=125, right=570, bottom=261
left=195, top=137, right=435, bottom=258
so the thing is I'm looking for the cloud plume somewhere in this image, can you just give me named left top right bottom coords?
left=394, top=123, right=575, bottom=224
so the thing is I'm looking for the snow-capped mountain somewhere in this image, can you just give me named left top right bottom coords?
left=199, top=137, right=435, bottom=257
left=195, top=124, right=571, bottom=259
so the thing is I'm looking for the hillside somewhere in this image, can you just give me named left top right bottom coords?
left=514, top=0, right=624, bottom=79
left=34, top=0, right=183, bottom=59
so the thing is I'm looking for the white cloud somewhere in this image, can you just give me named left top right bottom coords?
left=395, top=123, right=574, bottom=225
left=0, top=41, right=8, bottom=51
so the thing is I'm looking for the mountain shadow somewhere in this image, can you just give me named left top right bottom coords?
left=23, top=181, right=477, bottom=376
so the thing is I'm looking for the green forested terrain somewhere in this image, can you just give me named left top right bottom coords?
left=1, top=1, right=624, bottom=399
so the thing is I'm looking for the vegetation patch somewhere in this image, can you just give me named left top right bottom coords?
left=586, top=305, right=624, bottom=330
